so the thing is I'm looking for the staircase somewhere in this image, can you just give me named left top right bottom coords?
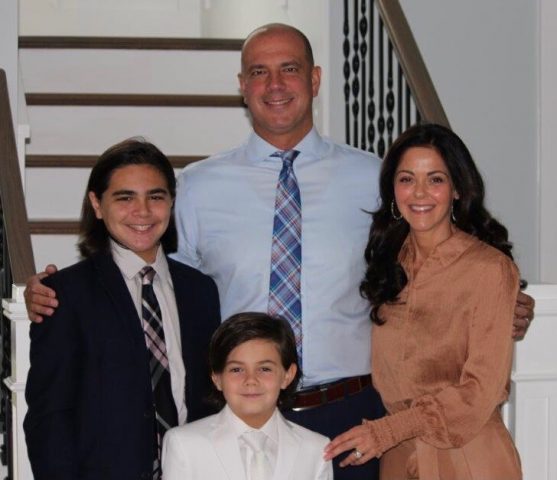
left=19, top=36, right=252, bottom=270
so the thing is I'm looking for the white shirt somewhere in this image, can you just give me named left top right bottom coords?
left=173, top=129, right=382, bottom=386
left=226, top=406, right=279, bottom=477
left=111, top=241, right=188, bottom=424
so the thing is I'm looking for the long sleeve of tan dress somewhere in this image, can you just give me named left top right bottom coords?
left=369, top=229, right=522, bottom=480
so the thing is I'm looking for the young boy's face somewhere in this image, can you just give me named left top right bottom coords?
left=212, top=338, right=296, bottom=428
left=88, top=164, right=172, bottom=263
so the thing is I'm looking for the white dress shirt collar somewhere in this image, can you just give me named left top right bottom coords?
left=246, top=127, right=330, bottom=165
left=225, top=404, right=279, bottom=445
left=111, top=240, right=171, bottom=285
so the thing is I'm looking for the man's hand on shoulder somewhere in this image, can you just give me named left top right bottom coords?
left=512, top=290, right=535, bottom=340
left=24, top=264, right=59, bottom=323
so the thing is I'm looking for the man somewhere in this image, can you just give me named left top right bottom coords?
left=172, top=23, right=384, bottom=479
left=26, top=24, right=534, bottom=479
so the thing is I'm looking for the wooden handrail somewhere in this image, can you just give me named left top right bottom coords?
left=0, top=69, right=36, bottom=283
left=376, top=0, right=450, bottom=128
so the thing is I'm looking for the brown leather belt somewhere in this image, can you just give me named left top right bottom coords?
left=292, top=374, right=372, bottom=411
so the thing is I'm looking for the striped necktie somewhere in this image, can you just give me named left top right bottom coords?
left=140, top=266, right=178, bottom=479
left=268, top=150, right=303, bottom=367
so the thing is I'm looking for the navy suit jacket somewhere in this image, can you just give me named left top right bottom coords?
left=24, top=252, right=221, bottom=480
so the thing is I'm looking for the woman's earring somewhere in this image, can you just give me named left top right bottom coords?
left=451, top=201, right=457, bottom=223
left=391, top=200, right=402, bottom=221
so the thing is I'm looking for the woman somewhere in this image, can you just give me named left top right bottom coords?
left=24, top=139, right=220, bottom=480
left=325, top=124, right=522, bottom=479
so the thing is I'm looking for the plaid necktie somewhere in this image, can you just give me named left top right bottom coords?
left=268, top=150, right=303, bottom=366
left=140, top=266, right=178, bottom=479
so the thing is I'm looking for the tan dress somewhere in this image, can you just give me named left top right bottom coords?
left=372, top=229, right=522, bottom=480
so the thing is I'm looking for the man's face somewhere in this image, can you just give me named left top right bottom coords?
left=238, top=28, right=321, bottom=150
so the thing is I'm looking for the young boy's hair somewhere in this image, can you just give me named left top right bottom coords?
left=78, top=137, right=177, bottom=258
left=208, top=312, right=302, bottom=409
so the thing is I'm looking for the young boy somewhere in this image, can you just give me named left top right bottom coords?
left=162, top=312, right=333, bottom=479
left=24, top=140, right=220, bottom=480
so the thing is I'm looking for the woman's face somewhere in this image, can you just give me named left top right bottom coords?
left=394, top=146, right=458, bottom=245
left=89, top=164, right=173, bottom=263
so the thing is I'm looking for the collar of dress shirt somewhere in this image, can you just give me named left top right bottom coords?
left=245, top=127, right=328, bottom=166
left=225, top=404, right=279, bottom=446
left=110, top=239, right=171, bottom=285
left=398, top=228, right=477, bottom=274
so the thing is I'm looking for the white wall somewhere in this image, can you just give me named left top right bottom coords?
left=0, top=0, right=19, bottom=127
left=539, top=0, right=557, bottom=283
left=399, top=0, right=540, bottom=281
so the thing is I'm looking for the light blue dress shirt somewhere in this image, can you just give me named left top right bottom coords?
left=173, top=128, right=382, bottom=386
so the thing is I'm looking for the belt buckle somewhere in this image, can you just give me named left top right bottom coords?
left=291, top=384, right=329, bottom=412
left=319, top=383, right=329, bottom=404
left=291, top=401, right=315, bottom=413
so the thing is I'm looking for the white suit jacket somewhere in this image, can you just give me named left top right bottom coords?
left=162, top=407, right=333, bottom=480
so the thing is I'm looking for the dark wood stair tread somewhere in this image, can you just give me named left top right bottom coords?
left=29, top=220, right=79, bottom=235
left=19, top=36, right=243, bottom=51
left=26, top=154, right=205, bottom=168
left=26, top=93, right=245, bottom=107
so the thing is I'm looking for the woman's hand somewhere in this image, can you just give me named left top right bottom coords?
left=323, top=420, right=381, bottom=467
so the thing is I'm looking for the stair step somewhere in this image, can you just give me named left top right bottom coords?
left=25, top=105, right=251, bottom=155
left=26, top=154, right=204, bottom=168
left=29, top=220, right=79, bottom=235
left=19, top=48, right=242, bottom=95
left=19, top=36, right=243, bottom=51
left=26, top=93, right=244, bottom=107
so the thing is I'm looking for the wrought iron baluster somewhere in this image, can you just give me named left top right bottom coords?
left=351, top=0, right=360, bottom=147
left=377, top=17, right=386, bottom=157
left=405, top=83, right=411, bottom=129
left=359, top=0, right=368, bottom=151
left=0, top=203, right=13, bottom=479
left=367, top=2, right=376, bottom=152
left=397, top=64, right=403, bottom=137
left=343, top=0, right=429, bottom=152
left=343, top=0, right=351, bottom=144
left=386, top=41, right=395, bottom=147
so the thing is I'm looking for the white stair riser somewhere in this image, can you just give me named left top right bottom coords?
left=20, top=49, right=242, bottom=95
left=26, top=105, right=251, bottom=154
left=31, top=234, right=81, bottom=271
left=26, top=168, right=183, bottom=219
